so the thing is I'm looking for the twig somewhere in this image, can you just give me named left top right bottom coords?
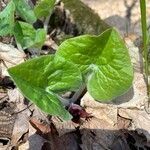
left=11, top=103, right=33, bottom=115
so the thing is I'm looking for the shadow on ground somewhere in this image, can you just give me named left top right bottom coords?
left=28, top=128, right=150, bottom=150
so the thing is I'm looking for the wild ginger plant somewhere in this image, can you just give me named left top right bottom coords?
left=8, top=28, right=133, bottom=120
left=0, top=0, right=133, bottom=120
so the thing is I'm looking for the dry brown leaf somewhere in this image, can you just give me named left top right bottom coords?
left=29, top=117, right=51, bottom=134
left=118, top=108, right=150, bottom=141
left=0, top=42, right=25, bottom=76
left=19, top=122, right=48, bottom=150
left=11, top=113, right=29, bottom=147
left=51, top=116, right=79, bottom=136
left=80, top=94, right=118, bottom=149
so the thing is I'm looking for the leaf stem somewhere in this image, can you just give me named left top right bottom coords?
left=59, top=84, right=87, bottom=107
left=70, top=84, right=87, bottom=104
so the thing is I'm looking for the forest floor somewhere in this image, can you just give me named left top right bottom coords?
left=0, top=0, right=150, bottom=150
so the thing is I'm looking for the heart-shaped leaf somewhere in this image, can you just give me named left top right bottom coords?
left=45, top=56, right=82, bottom=93
left=56, top=28, right=133, bottom=101
left=0, top=1, right=15, bottom=36
left=34, top=0, right=56, bottom=19
left=13, top=0, right=36, bottom=24
left=14, top=21, right=46, bottom=49
left=8, top=55, right=82, bottom=120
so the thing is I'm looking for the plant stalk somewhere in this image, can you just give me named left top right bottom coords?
left=140, top=0, right=149, bottom=104
left=59, top=84, right=87, bottom=107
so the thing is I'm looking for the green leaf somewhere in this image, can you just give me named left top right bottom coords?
left=45, top=56, right=82, bottom=93
left=8, top=55, right=82, bottom=120
left=0, top=1, right=15, bottom=36
left=14, top=21, right=46, bottom=49
left=56, top=28, right=133, bottom=101
left=34, top=0, right=55, bottom=19
left=13, top=0, right=36, bottom=23
left=8, top=55, right=71, bottom=120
